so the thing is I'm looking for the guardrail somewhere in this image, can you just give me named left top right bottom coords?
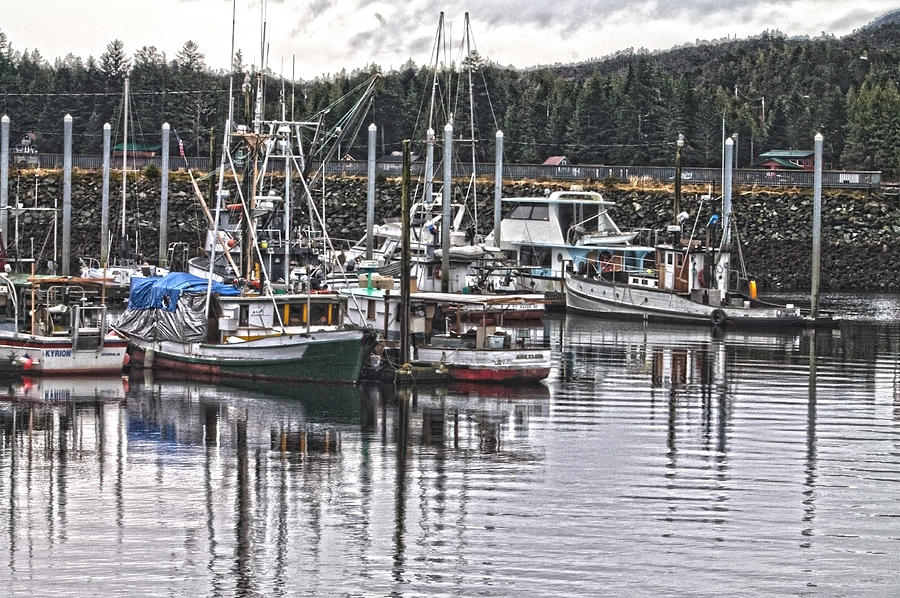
left=11, top=154, right=881, bottom=189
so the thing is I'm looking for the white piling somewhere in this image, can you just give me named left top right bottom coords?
left=425, top=128, right=435, bottom=205
left=811, top=132, right=823, bottom=319
left=0, top=115, right=8, bottom=245
left=62, top=114, right=72, bottom=276
left=493, top=130, right=503, bottom=246
left=366, top=123, right=376, bottom=260
left=723, top=137, right=733, bottom=246
left=101, top=123, right=111, bottom=266
left=442, top=123, right=453, bottom=292
left=159, top=122, right=170, bottom=267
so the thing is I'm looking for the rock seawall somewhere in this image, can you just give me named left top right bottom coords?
left=7, top=171, right=898, bottom=292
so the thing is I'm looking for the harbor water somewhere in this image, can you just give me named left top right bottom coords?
left=0, top=294, right=899, bottom=596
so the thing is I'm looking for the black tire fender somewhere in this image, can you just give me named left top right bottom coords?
left=711, top=308, right=727, bottom=326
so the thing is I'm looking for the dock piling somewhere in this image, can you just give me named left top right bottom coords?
left=1, top=115, right=8, bottom=244
left=62, top=114, right=72, bottom=276
left=811, top=132, right=823, bottom=319
left=101, top=123, right=111, bottom=266
left=159, top=123, right=170, bottom=267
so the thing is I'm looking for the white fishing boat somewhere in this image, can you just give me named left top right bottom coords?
left=484, top=190, right=650, bottom=294
left=415, top=316, right=551, bottom=384
left=341, top=285, right=546, bottom=341
left=0, top=273, right=128, bottom=375
left=562, top=184, right=805, bottom=328
left=358, top=290, right=551, bottom=383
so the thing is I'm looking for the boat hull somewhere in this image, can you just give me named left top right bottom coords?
left=565, top=274, right=804, bottom=328
left=0, top=332, right=128, bottom=375
left=127, top=329, right=376, bottom=384
left=415, top=346, right=551, bottom=383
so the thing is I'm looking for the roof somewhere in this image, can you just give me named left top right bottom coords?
left=340, top=288, right=547, bottom=305
left=759, top=149, right=814, bottom=159
left=502, top=190, right=615, bottom=206
left=380, top=152, right=420, bottom=162
left=757, top=157, right=804, bottom=170
left=542, top=156, right=568, bottom=165
left=113, top=142, right=162, bottom=151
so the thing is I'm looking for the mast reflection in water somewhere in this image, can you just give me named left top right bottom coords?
left=0, top=310, right=899, bottom=596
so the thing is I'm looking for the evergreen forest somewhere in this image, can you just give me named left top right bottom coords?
left=0, top=14, right=898, bottom=177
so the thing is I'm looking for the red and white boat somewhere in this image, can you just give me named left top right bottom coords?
left=415, top=328, right=551, bottom=383
left=411, top=296, right=551, bottom=383
left=0, top=276, right=128, bottom=376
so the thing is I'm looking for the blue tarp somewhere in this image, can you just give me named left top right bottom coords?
left=127, top=272, right=240, bottom=312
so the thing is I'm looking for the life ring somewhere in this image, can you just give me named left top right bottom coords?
left=433, top=265, right=442, bottom=279
left=711, top=308, right=727, bottom=326
left=599, top=252, right=614, bottom=273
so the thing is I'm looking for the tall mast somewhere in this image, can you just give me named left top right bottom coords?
left=120, top=76, right=129, bottom=240
left=465, top=13, right=478, bottom=229
left=427, top=12, right=444, bottom=130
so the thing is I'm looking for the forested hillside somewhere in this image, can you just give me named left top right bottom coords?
left=0, top=17, right=897, bottom=176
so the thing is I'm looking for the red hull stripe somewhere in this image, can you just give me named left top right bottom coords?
left=449, top=367, right=550, bottom=382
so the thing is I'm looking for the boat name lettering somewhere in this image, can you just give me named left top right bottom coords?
left=44, top=349, right=72, bottom=358
left=516, top=353, right=544, bottom=360
left=44, top=390, right=71, bottom=402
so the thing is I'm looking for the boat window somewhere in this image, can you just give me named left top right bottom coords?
left=530, top=204, right=550, bottom=221
left=521, top=246, right=552, bottom=267
left=507, top=202, right=549, bottom=220
left=508, top=204, right=531, bottom=219
left=666, top=253, right=674, bottom=266
left=367, top=299, right=376, bottom=320
left=239, top=304, right=249, bottom=326
left=287, top=304, right=305, bottom=326
left=309, top=303, right=330, bottom=325
left=558, top=205, right=574, bottom=237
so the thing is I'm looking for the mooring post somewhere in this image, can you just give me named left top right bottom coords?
left=442, top=123, right=453, bottom=292
left=493, top=130, right=503, bottom=246
left=366, top=123, right=376, bottom=260
left=674, top=133, right=684, bottom=224
left=425, top=127, right=435, bottom=205
left=722, top=137, right=733, bottom=247
left=62, top=114, right=72, bottom=276
left=811, top=132, right=823, bottom=319
left=101, top=123, right=111, bottom=266
left=0, top=115, right=9, bottom=245
left=159, top=122, right=170, bottom=267
left=400, top=139, right=411, bottom=365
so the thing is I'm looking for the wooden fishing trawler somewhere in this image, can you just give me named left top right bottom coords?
left=564, top=139, right=808, bottom=328
left=116, top=273, right=376, bottom=384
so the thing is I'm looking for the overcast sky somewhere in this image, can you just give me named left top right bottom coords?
left=3, top=1, right=895, bottom=79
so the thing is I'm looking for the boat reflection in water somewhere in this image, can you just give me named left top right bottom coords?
left=0, top=374, right=128, bottom=404
left=557, top=314, right=803, bottom=389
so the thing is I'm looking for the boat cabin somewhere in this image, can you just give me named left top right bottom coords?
left=492, top=191, right=649, bottom=292
left=214, top=293, right=345, bottom=342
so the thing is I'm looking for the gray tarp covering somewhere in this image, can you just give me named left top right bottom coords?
left=115, top=293, right=212, bottom=343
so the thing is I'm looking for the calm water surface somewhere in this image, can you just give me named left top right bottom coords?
left=1, top=294, right=899, bottom=597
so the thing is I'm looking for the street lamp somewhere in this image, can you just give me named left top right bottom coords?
left=674, top=133, right=685, bottom=224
